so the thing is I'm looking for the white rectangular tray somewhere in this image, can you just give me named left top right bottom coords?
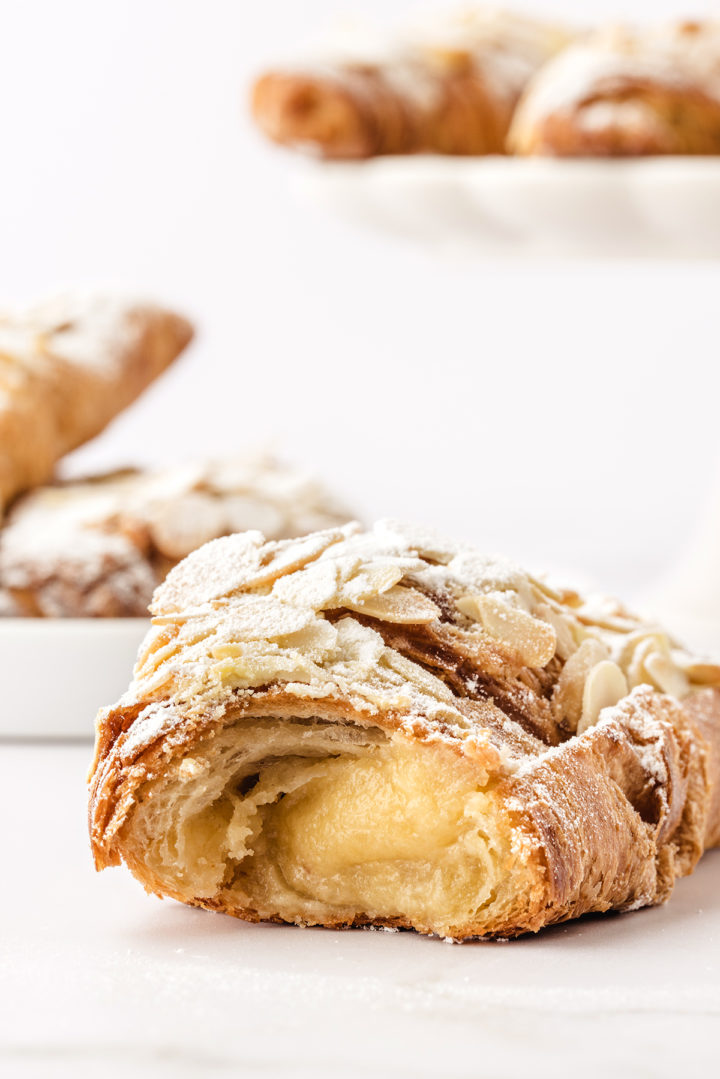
left=0, top=619, right=148, bottom=738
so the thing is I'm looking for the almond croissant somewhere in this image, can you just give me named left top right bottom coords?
left=89, top=521, right=720, bottom=939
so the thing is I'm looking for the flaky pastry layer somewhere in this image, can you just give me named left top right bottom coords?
left=89, top=521, right=720, bottom=938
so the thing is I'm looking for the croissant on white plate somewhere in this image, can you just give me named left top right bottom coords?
left=89, top=521, right=720, bottom=939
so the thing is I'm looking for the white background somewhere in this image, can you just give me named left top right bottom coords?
left=2, top=0, right=720, bottom=601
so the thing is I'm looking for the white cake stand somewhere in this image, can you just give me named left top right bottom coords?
left=295, top=156, right=720, bottom=259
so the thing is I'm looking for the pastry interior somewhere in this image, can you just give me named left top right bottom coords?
left=128, top=716, right=516, bottom=937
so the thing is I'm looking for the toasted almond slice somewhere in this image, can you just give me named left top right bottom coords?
left=528, top=573, right=582, bottom=607
left=643, top=650, right=689, bottom=699
left=340, top=563, right=405, bottom=604
left=577, top=660, right=628, bottom=735
left=552, top=637, right=610, bottom=729
left=151, top=526, right=349, bottom=614
left=533, top=602, right=578, bottom=661
left=672, top=651, right=720, bottom=687
left=382, top=649, right=456, bottom=704
left=624, top=635, right=678, bottom=691
left=618, top=630, right=668, bottom=675
left=344, top=585, right=441, bottom=624
left=222, top=494, right=285, bottom=539
left=147, top=492, right=228, bottom=561
left=577, top=598, right=640, bottom=634
left=457, top=593, right=557, bottom=668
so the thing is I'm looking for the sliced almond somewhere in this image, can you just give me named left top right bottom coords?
left=643, top=650, right=689, bottom=698
left=457, top=593, right=557, bottom=668
left=577, top=660, right=628, bottom=735
left=552, top=637, right=609, bottom=729
left=147, top=492, right=227, bottom=561
left=151, top=526, right=347, bottom=615
left=222, top=495, right=284, bottom=539
left=381, top=649, right=455, bottom=704
left=528, top=572, right=582, bottom=607
left=672, top=651, right=720, bottom=687
left=618, top=630, right=668, bottom=679
left=344, top=585, right=440, bottom=624
left=533, top=602, right=579, bottom=661
left=275, top=619, right=337, bottom=656
left=339, top=563, right=405, bottom=605
left=623, top=634, right=686, bottom=695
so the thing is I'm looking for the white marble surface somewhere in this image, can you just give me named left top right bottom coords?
left=1, top=744, right=719, bottom=1078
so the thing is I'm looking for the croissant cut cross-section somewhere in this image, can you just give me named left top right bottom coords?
left=89, top=521, right=720, bottom=939
left=99, top=705, right=529, bottom=937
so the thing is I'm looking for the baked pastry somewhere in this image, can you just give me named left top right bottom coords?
left=252, top=8, right=572, bottom=159
left=89, top=521, right=720, bottom=939
left=0, top=457, right=349, bottom=617
left=0, top=294, right=193, bottom=513
left=509, top=20, right=720, bottom=156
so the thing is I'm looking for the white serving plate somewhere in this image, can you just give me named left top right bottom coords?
left=0, top=619, right=148, bottom=738
left=296, top=156, right=720, bottom=258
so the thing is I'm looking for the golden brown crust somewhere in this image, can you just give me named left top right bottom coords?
left=89, top=686, right=720, bottom=938
left=251, top=12, right=571, bottom=159
left=0, top=295, right=193, bottom=512
left=88, top=522, right=720, bottom=938
left=510, top=21, right=720, bottom=157
left=681, top=689, right=720, bottom=848
left=252, top=65, right=513, bottom=159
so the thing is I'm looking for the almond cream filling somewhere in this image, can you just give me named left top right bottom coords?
left=266, top=745, right=506, bottom=931
left=129, top=720, right=514, bottom=936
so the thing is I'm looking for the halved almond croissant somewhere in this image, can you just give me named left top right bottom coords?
left=89, top=521, right=720, bottom=939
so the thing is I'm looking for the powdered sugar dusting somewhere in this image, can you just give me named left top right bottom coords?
left=266, top=6, right=572, bottom=122
left=119, top=702, right=183, bottom=761
left=512, top=21, right=720, bottom=140
left=408, top=6, right=574, bottom=102
left=122, top=520, right=720, bottom=758
left=0, top=293, right=146, bottom=376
